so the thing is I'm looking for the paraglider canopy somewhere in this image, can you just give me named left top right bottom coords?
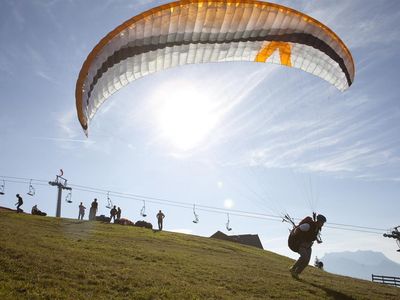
left=76, top=0, right=355, bottom=135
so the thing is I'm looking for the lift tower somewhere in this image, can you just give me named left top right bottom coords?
left=49, top=173, right=72, bottom=217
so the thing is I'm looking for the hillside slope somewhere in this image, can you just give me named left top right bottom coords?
left=0, top=211, right=399, bottom=299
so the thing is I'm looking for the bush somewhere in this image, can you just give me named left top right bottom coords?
left=95, top=215, right=111, bottom=223
left=135, top=220, right=153, bottom=229
left=115, top=218, right=135, bottom=226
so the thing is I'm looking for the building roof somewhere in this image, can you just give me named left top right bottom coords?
left=210, top=231, right=263, bottom=250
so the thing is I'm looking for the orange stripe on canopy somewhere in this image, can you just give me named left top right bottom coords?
left=255, top=42, right=292, bottom=67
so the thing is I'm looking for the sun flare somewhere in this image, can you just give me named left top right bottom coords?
left=224, top=198, right=234, bottom=209
left=153, top=81, right=220, bottom=151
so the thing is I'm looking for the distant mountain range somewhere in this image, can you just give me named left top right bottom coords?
left=320, top=250, right=400, bottom=281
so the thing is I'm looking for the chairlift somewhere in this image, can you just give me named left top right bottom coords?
left=27, top=179, right=35, bottom=196
left=140, top=200, right=147, bottom=217
left=192, top=204, right=199, bottom=224
left=384, top=226, right=400, bottom=252
left=0, top=180, right=5, bottom=195
left=397, top=239, right=400, bottom=252
left=65, top=191, right=72, bottom=203
left=226, top=213, right=232, bottom=231
left=106, top=192, right=113, bottom=209
left=316, top=231, right=323, bottom=244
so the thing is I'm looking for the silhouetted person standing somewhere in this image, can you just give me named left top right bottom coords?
left=78, top=202, right=86, bottom=220
left=89, top=198, right=98, bottom=220
left=116, top=207, right=121, bottom=220
left=110, top=205, right=117, bottom=223
left=15, top=194, right=23, bottom=213
left=156, top=210, right=165, bottom=231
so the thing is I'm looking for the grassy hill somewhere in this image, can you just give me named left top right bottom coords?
left=0, top=210, right=399, bottom=299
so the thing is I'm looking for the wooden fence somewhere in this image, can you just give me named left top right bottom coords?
left=371, top=274, right=400, bottom=287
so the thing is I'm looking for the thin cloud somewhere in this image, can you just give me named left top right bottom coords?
left=57, top=109, right=78, bottom=139
left=0, top=52, right=14, bottom=77
left=35, top=70, right=59, bottom=85
left=8, top=1, right=26, bottom=30
left=209, top=73, right=400, bottom=181
left=32, top=136, right=94, bottom=144
left=307, top=0, right=400, bottom=49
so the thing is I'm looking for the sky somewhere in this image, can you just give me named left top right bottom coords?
left=1, top=0, right=400, bottom=265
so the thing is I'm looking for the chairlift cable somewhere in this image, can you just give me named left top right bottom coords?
left=0, top=175, right=48, bottom=183
left=325, top=225, right=384, bottom=235
left=64, top=185, right=389, bottom=232
left=0, top=174, right=390, bottom=235
left=2, top=179, right=49, bottom=188
left=71, top=185, right=283, bottom=220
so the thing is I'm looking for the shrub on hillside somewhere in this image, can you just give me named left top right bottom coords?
left=135, top=220, right=153, bottom=229
left=115, top=218, right=135, bottom=226
left=95, top=215, right=111, bottom=223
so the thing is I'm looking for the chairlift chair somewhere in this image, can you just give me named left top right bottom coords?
left=316, top=231, right=323, bottom=244
left=0, top=180, right=5, bottom=195
left=140, top=201, right=147, bottom=217
left=192, top=204, right=199, bottom=224
left=383, top=226, right=400, bottom=252
left=27, top=179, right=35, bottom=196
left=106, top=192, right=113, bottom=209
left=65, top=191, right=72, bottom=203
left=226, top=213, right=232, bottom=231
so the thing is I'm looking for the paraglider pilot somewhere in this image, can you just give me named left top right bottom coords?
left=288, top=214, right=326, bottom=279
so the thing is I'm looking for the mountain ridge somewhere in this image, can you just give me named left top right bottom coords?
left=321, top=250, right=400, bottom=281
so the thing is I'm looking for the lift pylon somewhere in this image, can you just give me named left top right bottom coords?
left=49, top=173, right=72, bottom=217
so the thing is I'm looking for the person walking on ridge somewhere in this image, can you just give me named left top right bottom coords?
left=116, top=207, right=121, bottom=220
left=15, top=194, right=23, bottom=213
left=156, top=210, right=165, bottom=231
left=78, top=202, right=86, bottom=220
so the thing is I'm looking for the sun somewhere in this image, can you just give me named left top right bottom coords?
left=224, top=198, right=234, bottom=209
left=153, top=80, right=220, bottom=151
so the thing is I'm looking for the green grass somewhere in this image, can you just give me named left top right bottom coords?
left=0, top=211, right=399, bottom=299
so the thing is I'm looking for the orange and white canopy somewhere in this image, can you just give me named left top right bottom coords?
left=76, top=0, right=355, bottom=134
